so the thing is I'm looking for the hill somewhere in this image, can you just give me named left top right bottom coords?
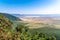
left=0, top=13, right=13, bottom=39
left=1, top=13, right=21, bottom=21
left=0, top=13, right=12, bottom=27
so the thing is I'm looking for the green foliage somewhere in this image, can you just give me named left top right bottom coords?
left=14, top=23, right=56, bottom=40
left=1, top=13, right=21, bottom=21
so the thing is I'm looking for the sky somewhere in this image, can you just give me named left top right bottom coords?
left=0, top=0, right=60, bottom=14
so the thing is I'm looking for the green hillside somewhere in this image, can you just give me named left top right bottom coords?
left=1, top=13, right=21, bottom=21
left=0, top=13, right=13, bottom=40
left=0, top=13, right=12, bottom=27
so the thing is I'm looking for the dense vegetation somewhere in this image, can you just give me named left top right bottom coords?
left=1, top=13, right=21, bottom=21
left=0, top=13, right=56, bottom=40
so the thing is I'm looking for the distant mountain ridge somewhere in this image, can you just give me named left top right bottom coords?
left=11, top=14, right=60, bottom=17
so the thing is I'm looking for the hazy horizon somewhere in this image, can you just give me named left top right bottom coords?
left=9, top=13, right=60, bottom=17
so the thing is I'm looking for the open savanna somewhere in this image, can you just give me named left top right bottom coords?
left=20, top=16, right=60, bottom=29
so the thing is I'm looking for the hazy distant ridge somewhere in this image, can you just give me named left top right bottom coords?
left=11, top=14, right=60, bottom=17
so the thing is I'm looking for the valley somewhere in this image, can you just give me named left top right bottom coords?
left=20, top=16, right=60, bottom=29
left=0, top=13, right=60, bottom=40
